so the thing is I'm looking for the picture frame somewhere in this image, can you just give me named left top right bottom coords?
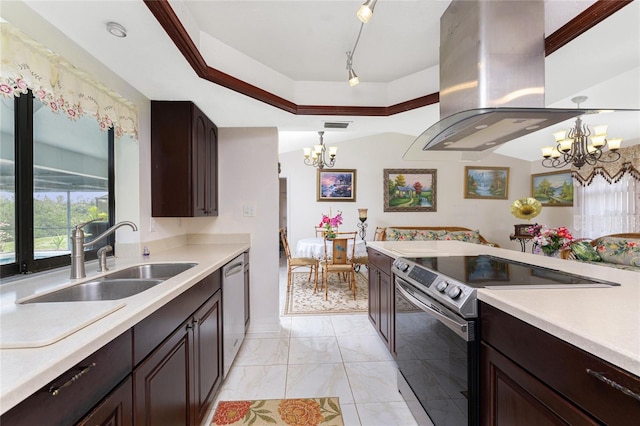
left=531, top=170, right=574, bottom=206
left=464, top=166, right=509, bottom=200
left=384, top=169, right=437, bottom=212
left=317, top=169, right=356, bottom=202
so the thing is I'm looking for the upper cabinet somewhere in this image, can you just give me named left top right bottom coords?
left=151, top=101, right=218, bottom=217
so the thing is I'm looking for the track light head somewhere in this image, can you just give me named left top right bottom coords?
left=357, top=0, right=377, bottom=23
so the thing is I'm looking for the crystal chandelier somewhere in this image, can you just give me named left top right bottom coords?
left=541, top=97, right=622, bottom=169
left=303, top=131, right=337, bottom=169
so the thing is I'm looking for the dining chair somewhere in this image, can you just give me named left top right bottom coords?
left=319, top=231, right=357, bottom=301
left=279, top=228, right=318, bottom=291
left=315, top=226, right=339, bottom=237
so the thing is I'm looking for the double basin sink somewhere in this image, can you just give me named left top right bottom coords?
left=20, top=263, right=197, bottom=304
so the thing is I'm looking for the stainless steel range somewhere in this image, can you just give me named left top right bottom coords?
left=392, top=255, right=619, bottom=426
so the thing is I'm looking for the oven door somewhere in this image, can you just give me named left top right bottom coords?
left=395, top=276, right=479, bottom=426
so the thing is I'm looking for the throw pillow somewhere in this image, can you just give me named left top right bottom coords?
left=595, top=237, right=640, bottom=266
left=441, top=230, right=482, bottom=244
left=384, top=228, right=445, bottom=241
left=570, top=241, right=601, bottom=262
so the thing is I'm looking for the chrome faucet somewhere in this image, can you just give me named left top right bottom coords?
left=70, top=220, right=138, bottom=279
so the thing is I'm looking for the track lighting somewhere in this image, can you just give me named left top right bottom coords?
left=346, top=51, right=359, bottom=87
left=357, top=0, right=377, bottom=23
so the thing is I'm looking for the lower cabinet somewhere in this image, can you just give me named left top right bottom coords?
left=480, top=302, right=640, bottom=425
left=0, top=330, right=132, bottom=426
left=1, top=270, right=224, bottom=426
left=134, top=282, right=223, bottom=426
left=367, top=248, right=394, bottom=354
left=78, top=376, right=133, bottom=426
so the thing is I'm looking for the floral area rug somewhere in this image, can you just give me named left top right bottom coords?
left=212, top=397, right=344, bottom=426
left=283, top=270, right=368, bottom=315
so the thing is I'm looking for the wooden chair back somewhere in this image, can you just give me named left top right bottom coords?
left=323, top=232, right=356, bottom=264
left=373, top=226, right=385, bottom=241
left=279, top=228, right=292, bottom=259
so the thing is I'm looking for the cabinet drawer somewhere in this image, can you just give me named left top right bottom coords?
left=1, top=330, right=132, bottom=426
left=367, top=248, right=392, bottom=273
left=481, top=303, right=640, bottom=425
left=133, top=270, right=221, bottom=365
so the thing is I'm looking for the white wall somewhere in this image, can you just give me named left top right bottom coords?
left=279, top=133, right=574, bottom=251
left=185, top=127, right=281, bottom=332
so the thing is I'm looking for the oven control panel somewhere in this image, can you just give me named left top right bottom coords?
left=393, top=258, right=477, bottom=318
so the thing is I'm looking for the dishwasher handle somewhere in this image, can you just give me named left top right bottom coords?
left=224, top=261, right=244, bottom=278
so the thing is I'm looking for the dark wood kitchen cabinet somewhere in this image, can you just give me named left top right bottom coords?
left=367, top=248, right=394, bottom=354
left=244, top=250, right=250, bottom=330
left=1, top=271, right=224, bottom=426
left=151, top=100, right=218, bottom=217
left=480, top=302, right=640, bottom=426
left=133, top=272, right=223, bottom=426
left=77, top=376, right=133, bottom=426
left=0, top=330, right=133, bottom=426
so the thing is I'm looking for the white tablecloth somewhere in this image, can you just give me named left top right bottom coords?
left=295, top=237, right=367, bottom=260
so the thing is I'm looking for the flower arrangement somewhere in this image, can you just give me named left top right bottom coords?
left=318, top=211, right=343, bottom=239
left=529, top=224, right=575, bottom=256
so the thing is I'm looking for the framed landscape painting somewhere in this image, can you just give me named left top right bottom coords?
left=464, top=166, right=509, bottom=200
left=531, top=170, right=573, bottom=206
left=384, top=169, right=437, bottom=212
left=317, top=169, right=356, bottom=202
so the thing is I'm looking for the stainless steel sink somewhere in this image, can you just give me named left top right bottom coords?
left=21, top=278, right=164, bottom=303
left=20, top=262, right=198, bottom=303
left=104, top=262, right=197, bottom=280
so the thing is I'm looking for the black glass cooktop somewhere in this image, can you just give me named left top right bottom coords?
left=405, top=255, right=620, bottom=288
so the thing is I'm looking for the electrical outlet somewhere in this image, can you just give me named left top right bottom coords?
left=149, top=217, right=156, bottom=232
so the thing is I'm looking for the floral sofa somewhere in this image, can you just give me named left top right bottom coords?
left=379, top=226, right=499, bottom=247
left=560, top=233, right=640, bottom=272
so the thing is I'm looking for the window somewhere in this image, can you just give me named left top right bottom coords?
left=574, top=174, right=640, bottom=238
left=0, top=91, right=114, bottom=277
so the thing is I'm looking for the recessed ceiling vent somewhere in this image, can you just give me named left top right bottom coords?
left=324, top=121, right=351, bottom=129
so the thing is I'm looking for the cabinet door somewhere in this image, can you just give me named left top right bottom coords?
left=77, top=376, right=133, bottom=426
left=205, top=121, right=218, bottom=216
left=193, top=111, right=208, bottom=217
left=368, top=266, right=380, bottom=329
left=134, top=321, right=194, bottom=426
left=244, top=257, right=250, bottom=329
left=378, top=269, right=393, bottom=350
left=193, top=291, right=223, bottom=424
left=481, top=342, right=598, bottom=426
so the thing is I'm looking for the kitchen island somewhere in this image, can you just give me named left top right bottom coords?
left=367, top=240, right=640, bottom=377
left=368, top=240, right=640, bottom=424
left=0, top=242, right=249, bottom=417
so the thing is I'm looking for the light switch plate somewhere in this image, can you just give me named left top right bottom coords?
left=243, top=205, right=256, bottom=217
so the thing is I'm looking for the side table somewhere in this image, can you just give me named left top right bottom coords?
left=509, top=234, right=534, bottom=252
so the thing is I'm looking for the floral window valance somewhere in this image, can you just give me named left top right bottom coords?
left=0, top=22, right=138, bottom=139
left=572, top=144, right=640, bottom=186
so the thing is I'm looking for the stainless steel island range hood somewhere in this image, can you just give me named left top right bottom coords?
left=407, top=0, right=587, bottom=156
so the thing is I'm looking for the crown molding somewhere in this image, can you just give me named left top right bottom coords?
left=144, top=0, right=632, bottom=117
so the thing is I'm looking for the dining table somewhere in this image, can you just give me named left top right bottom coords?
left=295, top=237, right=367, bottom=260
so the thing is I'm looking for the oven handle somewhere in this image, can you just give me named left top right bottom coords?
left=396, top=278, right=472, bottom=342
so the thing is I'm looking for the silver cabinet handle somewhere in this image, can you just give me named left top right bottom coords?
left=586, top=369, right=640, bottom=401
left=49, top=362, right=96, bottom=396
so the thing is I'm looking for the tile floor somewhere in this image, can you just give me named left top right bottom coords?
left=202, top=261, right=420, bottom=426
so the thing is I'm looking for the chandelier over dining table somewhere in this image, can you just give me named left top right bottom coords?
left=303, top=131, right=337, bottom=169
left=541, top=96, right=622, bottom=169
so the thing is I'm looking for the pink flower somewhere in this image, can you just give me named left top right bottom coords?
left=15, top=78, right=28, bottom=91
left=0, top=84, right=14, bottom=96
left=627, top=241, right=638, bottom=248
left=49, top=101, right=58, bottom=112
left=35, top=89, right=47, bottom=100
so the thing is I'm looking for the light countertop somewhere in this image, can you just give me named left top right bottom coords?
left=368, top=241, right=640, bottom=378
left=0, top=242, right=249, bottom=415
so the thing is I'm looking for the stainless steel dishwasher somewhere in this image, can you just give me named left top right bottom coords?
left=222, top=254, right=246, bottom=377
